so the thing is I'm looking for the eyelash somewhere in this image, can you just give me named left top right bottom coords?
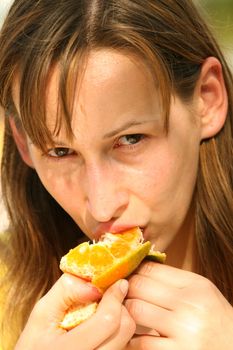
left=44, top=134, right=146, bottom=160
left=45, top=147, right=75, bottom=160
left=114, top=134, right=146, bottom=149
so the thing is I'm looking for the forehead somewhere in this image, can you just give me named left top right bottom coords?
left=45, top=49, right=160, bottom=130
left=12, top=49, right=166, bottom=148
left=46, top=49, right=158, bottom=101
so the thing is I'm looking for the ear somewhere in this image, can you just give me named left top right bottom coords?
left=9, top=117, right=34, bottom=168
left=195, top=57, right=228, bottom=140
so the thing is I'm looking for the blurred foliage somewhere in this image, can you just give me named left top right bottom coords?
left=200, top=0, right=233, bottom=48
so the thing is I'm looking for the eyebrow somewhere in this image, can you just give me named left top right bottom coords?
left=49, top=119, right=158, bottom=146
left=103, top=120, right=154, bottom=139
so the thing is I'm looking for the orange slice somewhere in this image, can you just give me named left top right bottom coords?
left=59, top=227, right=165, bottom=330
left=59, top=227, right=149, bottom=289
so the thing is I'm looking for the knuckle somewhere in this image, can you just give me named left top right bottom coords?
left=59, top=273, right=83, bottom=306
left=129, top=274, right=144, bottom=292
left=60, top=273, right=71, bottom=289
left=100, top=309, right=120, bottom=333
left=200, top=276, right=215, bottom=290
left=140, top=341, right=151, bottom=350
left=138, top=261, right=155, bottom=275
left=184, top=277, right=220, bottom=313
left=121, top=306, right=136, bottom=335
left=131, top=336, right=151, bottom=350
left=195, top=276, right=218, bottom=298
left=125, top=299, right=144, bottom=321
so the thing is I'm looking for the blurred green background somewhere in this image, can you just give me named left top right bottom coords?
left=0, top=0, right=231, bottom=64
left=199, top=0, right=233, bottom=65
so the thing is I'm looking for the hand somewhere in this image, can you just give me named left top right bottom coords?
left=15, top=274, right=136, bottom=350
left=125, top=262, right=233, bottom=350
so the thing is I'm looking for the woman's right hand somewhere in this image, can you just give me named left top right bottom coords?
left=15, top=274, right=136, bottom=350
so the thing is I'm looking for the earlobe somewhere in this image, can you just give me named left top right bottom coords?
left=196, top=57, right=228, bottom=140
left=9, top=117, right=34, bottom=168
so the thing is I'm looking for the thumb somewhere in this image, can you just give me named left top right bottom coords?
left=30, top=273, right=102, bottom=328
left=65, top=280, right=129, bottom=348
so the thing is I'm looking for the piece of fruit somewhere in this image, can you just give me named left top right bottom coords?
left=146, top=250, right=166, bottom=263
left=60, top=302, right=98, bottom=331
left=59, top=227, right=165, bottom=330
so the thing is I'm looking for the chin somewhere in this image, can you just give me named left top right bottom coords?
left=143, top=226, right=175, bottom=252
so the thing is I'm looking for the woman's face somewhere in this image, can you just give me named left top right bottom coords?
left=24, top=50, right=202, bottom=253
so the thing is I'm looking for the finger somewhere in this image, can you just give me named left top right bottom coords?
left=137, top=261, right=200, bottom=288
left=96, top=306, right=136, bottom=350
left=64, top=279, right=129, bottom=349
left=32, top=273, right=101, bottom=328
left=125, top=298, right=175, bottom=337
left=126, top=335, right=174, bottom=350
left=128, top=274, right=178, bottom=310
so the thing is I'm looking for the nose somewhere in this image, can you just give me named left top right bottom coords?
left=84, top=162, right=128, bottom=222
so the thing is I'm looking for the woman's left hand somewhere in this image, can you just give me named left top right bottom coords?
left=125, top=261, right=233, bottom=349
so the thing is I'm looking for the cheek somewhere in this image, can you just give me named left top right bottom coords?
left=128, top=144, right=176, bottom=197
left=133, top=138, right=200, bottom=217
left=31, top=157, right=84, bottom=214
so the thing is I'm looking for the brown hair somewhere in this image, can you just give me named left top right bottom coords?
left=0, top=0, right=232, bottom=347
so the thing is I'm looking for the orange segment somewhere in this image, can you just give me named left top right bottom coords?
left=114, top=227, right=143, bottom=245
left=109, top=240, right=131, bottom=258
left=92, top=241, right=151, bottom=290
left=89, top=245, right=114, bottom=273
left=60, top=242, right=92, bottom=280
left=66, top=242, right=90, bottom=265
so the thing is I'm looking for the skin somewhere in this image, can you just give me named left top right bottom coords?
left=12, top=50, right=233, bottom=349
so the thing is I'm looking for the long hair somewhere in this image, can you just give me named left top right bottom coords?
left=0, top=0, right=232, bottom=347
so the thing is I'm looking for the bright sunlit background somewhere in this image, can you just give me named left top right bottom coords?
left=0, top=0, right=233, bottom=230
left=0, top=0, right=13, bottom=25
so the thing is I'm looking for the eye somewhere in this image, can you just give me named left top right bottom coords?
left=47, top=147, right=74, bottom=158
left=115, top=134, right=145, bottom=148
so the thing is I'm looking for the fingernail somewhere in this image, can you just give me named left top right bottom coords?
left=119, top=279, right=129, bottom=295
